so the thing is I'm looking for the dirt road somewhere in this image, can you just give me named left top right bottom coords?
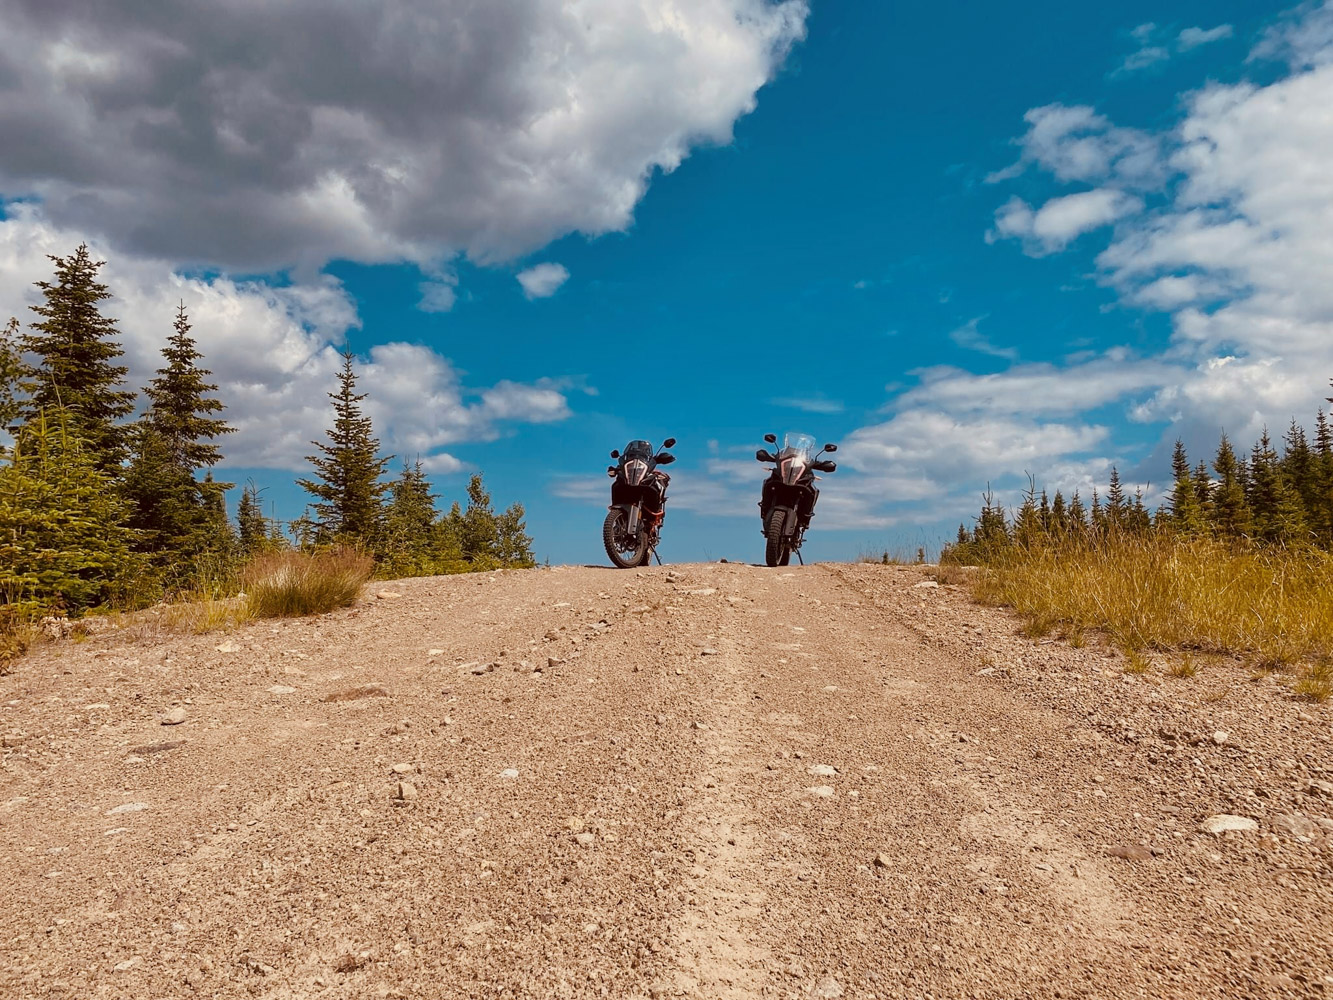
left=3, top=563, right=1331, bottom=999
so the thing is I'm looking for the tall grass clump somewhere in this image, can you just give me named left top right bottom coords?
left=242, top=548, right=374, bottom=618
left=971, top=535, right=1333, bottom=664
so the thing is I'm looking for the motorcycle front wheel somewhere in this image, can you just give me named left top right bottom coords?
left=603, top=508, right=649, bottom=569
left=764, top=507, right=791, bottom=567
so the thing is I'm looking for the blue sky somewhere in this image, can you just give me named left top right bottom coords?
left=3, top=1, right=1331, bottom=564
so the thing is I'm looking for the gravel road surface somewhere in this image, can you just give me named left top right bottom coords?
left=3, top=563, right=1331, bottom=998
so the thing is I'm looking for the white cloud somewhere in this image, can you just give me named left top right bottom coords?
left=516, top=262, right=571, bottom=299
left=0, top=0, right=808, bottom=275
left=988, top=104, right=1164, bottom=188
left=990, top=188, right=1143, bottom=255
left=0, top=204, right=575, bottom=471
left=1178, top=25, right=1234, bottom=51
left=910, top=2, right=1333, bottom=531
left=772, top=395, right=844, bottom=414
left=946, top=316, right=1018, bottom=360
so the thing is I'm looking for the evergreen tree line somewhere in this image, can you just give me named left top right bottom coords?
left=2, top=245, right=534, bottom=621
left=948, top=397, right=1333, bottom=562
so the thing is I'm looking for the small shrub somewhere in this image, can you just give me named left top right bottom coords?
left=243, top=548, right=373, bottom=618
left=1293, top=661, right=1332, bottom=703
left=164, top=594, right=255, bottom=634
left=1169, top=653, right=1197, bottom=678
left=1124, top=650, right=1151, bottom=675
left=1064, top=622, right=1086, bottom=648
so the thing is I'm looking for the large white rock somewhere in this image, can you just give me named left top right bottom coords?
left=1199, top=814, right=1258, bottom=835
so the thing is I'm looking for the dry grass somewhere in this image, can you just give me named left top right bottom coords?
left=1169, top=653, right=1198, bottom=679
left=973, top=536, right=1333, bottom=671
left=1294, top=661, right=1332, bottom=703
left=163, top=594, right=255, bottom=634
left=242, top=548, right=374, bottom=618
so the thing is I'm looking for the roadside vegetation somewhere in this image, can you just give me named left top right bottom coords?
left=1, top=245, right=536, bottom=669
left=943, top=400, right=1333, bottom=702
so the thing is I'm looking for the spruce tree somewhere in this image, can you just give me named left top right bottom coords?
left=298, top=352, right=392, bottom=542
left=1315, top=409, right=1333, bottom=541
left=0, top=318, right=21, bottom=447
left=236, top=483, right=268, bottom=553
left=382, top=460, right=439, bottom=572
left=123, top=306, right=236, bottom=569
left=496, top=501, right=535, bottom=566
left=460, top=473, right=499, bottom=563
left=143, top=304, right=232, bottom=468
left=1170, top=464, right=1208, bottom=535
left=1067, top=491, right=1087, bottom=536
left=0, top=410, right=136, bottom=616
left=1104, top=468, right=1128, bottom=533
left=1210, top=435, right=1251, bottom=538
left=1050, top=490, right=1068, bottom=536
left=1248, top=429, right=1305, bottom=543
left=1166, top=440, right=1191, bottom=520
left=19, top=246, right=135, bottom=472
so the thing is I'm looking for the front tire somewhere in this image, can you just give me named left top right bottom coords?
left=604, top=508, right=648, bottom=569
left=765, top=507, right=790, bottom=567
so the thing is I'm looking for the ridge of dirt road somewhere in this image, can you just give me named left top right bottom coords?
left=2, top=563, right=1330, bottom=998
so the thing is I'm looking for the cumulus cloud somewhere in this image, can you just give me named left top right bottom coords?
left=987, top=104, right=1164, bottom=187
left=0, top=204, right=574, bottom=470
left=990, top=189, right=1143, bottom=255
left=516, top=262, right=570, bottom=299
left=0, top=0, right=808, bottom=273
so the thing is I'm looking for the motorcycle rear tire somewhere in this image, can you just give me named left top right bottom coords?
left=765, top=507, right=790, bottom=567
left=604, top=508, right=648, bottom=569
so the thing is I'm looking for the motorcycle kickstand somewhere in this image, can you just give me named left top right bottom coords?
left=795, top=549, right=805, bottom=566
left=652, top=548, right=663, bottom=566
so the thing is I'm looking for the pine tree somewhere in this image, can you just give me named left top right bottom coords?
left=1248, top=429, right=1305, bottom=543
left=0, top=318, right=22, bottom=452
left=1192, top=460, right=1213, bottom=524
left=460, top=473, right=499, bottom=563
left=298, top=352, right=391, bottom=542
left=1210, top=435, right=1251, bottom=538
left=495, top=502, right=535, bottom=566
left=1315, top=409, right=1333, bottom=541
left=236, top=483, right=267, bottom=553
left=382, top=460, right=439, bottom=573
left=122, top=306, right=236, bottom=570
left=1166, top=440, right=1191, bottom=520
left=1013, top=477, right=1042, bottom=549
left=19, top=246, right=135, bottom=472
left=0, top=410, right=137, bottom=616
left=1104, top=468, right=1128, bottom=533
left=1170, top=463, right=1208, bottom=535
left=1067, top=490, right=1087, bottom=536
left=974, top=486, right=1009, bottom=552
left=1128, top=487, right=1151, bottom=534
left=1050, top=490, right=1068, bottom=536
left=143, top=304, right=232, bottom=469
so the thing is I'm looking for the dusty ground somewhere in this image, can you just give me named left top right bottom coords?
left=2, top=562, right=1331, bottom=1000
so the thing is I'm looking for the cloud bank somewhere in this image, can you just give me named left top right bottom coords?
left=0, top=0, right=808, bottom=272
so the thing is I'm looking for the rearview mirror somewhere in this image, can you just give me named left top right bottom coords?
left=824, top=443, right=838, bottom=453
left=763, top=433, right=777, bottom=444
left=663, top=437, right=676, bottom=448
left=610, top=449, right=619, bottom=459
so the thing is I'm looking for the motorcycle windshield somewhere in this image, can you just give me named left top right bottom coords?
left=778, top=432, right=815, bottom=485
left=623, top=440, right=654, bottom=460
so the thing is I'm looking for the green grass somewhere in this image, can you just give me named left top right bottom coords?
left=242, top=548, right=374, bottom=618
